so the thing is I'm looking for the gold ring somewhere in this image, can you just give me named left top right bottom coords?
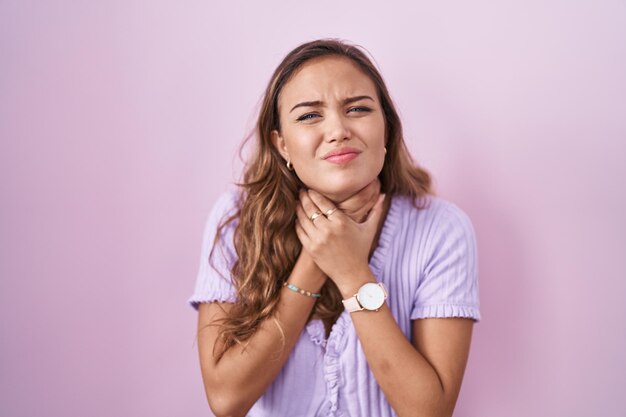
left=309, top=212, right=322, bottom=222
left=324, top=208, right=337, bottom=217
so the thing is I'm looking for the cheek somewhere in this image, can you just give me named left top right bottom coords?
left=284, top=129, right=320, bottom=159
left=374, top=114, right=386, bottom=141
left=356, top=118, right=386, bottom=146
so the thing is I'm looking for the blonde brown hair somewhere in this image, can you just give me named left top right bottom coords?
left=211, top=39, right=432, bottom=360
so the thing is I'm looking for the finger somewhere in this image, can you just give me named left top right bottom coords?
left=300, top=190, right=329, bottom=224
left=299, top=190, right=322, bottom=216
left=306, top=189, right=339, bottom=220
left=296, top=203, right=319, bottom=235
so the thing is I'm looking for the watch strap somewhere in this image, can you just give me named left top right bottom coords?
left=342, top=295, right=363, bottom=312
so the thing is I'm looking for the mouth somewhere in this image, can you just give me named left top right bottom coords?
left=322, top=148, right=362, bottom=164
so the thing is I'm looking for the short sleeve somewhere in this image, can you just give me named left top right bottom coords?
left=187, top=190, right=240, bottom=310
left=410, top=202, right=481, bottom=321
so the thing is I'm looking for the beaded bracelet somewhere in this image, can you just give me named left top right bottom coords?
left=283, top=281, right=321, bottom=299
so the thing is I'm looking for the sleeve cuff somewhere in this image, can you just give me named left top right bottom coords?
left=188, top=293, right=237, bottom=310
left=410, top=303, right=481, bottom=322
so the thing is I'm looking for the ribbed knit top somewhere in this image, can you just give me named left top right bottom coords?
left=189, top=189, right=480, bottom=417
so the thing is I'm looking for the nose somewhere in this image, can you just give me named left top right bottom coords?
left=324, top=112, right=351, bottom=143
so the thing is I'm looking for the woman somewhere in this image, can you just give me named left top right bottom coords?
left=189, top=39, right=480, bottom=417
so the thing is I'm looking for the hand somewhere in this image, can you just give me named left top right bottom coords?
left=335, top=179, right=381, bottom=223
left=295, top=189, right=386, bottom=294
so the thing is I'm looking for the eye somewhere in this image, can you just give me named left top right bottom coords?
left=296, top=113, right=320, bottom=122
left=348, top=106, right=372, bottom=114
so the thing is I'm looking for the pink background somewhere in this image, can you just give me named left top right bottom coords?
left=1, top=1, right=625, bottom=416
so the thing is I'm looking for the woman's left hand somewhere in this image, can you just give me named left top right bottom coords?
left=295, top=189, right=385, bottom=295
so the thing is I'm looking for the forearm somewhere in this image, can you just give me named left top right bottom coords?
left=338, top=272, right=452, bottom=417
left=352, top=307, right=449, bottom=416
left=201, top=253, right=326, bottom=416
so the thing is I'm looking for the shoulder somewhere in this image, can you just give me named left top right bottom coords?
left=201, top=188, right=243, bottom=235
left=390, top=194, right=474, bottom=234
left=386, top=194, right=477, bottom=260
left=210, top=188, right=242, bottom=221
left=189, top=189, right=242, bottom=308
left=199, top=188, right=243, bottom=255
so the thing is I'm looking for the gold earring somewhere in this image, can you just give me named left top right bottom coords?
left=286, top=160, right=294, bottom=171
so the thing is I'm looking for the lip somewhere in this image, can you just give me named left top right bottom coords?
left=322, top=147, right=362, bottom=164
left=322, top=147, right=362, bottom=162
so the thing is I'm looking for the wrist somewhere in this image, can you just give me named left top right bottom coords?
left=293, top=251, right=327, bottom=291
left=336, top=267, right=377, bottom=298
left=342, top=281, right=388, bottom=313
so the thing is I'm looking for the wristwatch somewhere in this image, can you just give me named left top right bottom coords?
left=342, top=282, right=387, bottom=312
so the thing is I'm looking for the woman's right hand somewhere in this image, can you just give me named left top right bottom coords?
left=290, top=181, right=381, bottom=287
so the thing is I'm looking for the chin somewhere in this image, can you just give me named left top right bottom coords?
left=299, top=165, right=381, bottom=202
left=308, top=180, right=372, bottom=203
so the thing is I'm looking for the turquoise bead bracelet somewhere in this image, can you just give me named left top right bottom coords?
left=283, top=282, right=322, bottom=299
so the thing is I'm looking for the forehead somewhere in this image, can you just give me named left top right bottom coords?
left=278, top=56, right=377, bottom=108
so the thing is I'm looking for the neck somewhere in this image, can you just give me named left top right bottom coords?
left=369, top=195, right=392, bottom=257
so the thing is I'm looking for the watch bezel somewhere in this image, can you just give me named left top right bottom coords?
left=356, top=282, right=386, bottom=311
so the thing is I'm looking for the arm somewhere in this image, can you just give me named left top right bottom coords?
left=197, top=251, right=325, bottom=417
left=340, top=270, right=473, bottom=417
left=296, top=190, right=475, bottom=417
left=196, top=181, right=381, bottom=417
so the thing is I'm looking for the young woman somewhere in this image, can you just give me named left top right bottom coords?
left=189, top=39, right=480, bottom=417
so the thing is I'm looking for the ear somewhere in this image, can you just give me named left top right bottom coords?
left=271, top=129, right=290, bottom=161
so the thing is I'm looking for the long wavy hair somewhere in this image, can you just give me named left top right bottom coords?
left=210, top=39, right=432, bottom=360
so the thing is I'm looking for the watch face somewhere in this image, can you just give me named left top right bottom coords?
left=357, top=283, right=386, bottom=310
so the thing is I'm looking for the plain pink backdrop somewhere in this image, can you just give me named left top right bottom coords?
left=1, top=1, right=625, bottom=416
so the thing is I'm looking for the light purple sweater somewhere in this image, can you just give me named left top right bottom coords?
left=189, top=190, right=480, bottom=417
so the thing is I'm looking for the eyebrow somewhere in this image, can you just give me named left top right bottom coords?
left=289, top=95, right=375, bottom=113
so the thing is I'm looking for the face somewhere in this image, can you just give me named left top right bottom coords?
left=271, top=56, right=386, bottom=203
